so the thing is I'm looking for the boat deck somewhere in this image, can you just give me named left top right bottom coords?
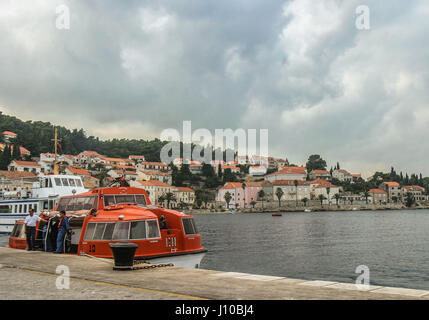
left=1, top=246, right=429, bottom=300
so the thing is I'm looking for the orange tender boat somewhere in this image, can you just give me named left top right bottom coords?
left=7, top=186, right=207, bottom=268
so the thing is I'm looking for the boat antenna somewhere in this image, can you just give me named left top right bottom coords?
left=51, top=126, right=61, bottom=175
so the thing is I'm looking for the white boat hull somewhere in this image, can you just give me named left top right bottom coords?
left=0, top=215, right=27, bottom=234
left=138, top=252, right=206, bottom=269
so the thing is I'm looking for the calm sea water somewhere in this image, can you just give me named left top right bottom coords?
left=2, top=210, right=429, bottom=290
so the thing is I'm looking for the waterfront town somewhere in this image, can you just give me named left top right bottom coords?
left=1, top=129, right=427, bottom=212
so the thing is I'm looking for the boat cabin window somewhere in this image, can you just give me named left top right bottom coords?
left=103, top=223, right=115, bottom=240
left=54, top=178, right=62, bottom=186
left=61, top=178, right=69, bottom=187
left=93, top=223, right=106, bottom=240
left=75, top=179, right=83, bottom=187
left=182, top=218, right=199, bottom=235
left=84, top=220, right=160, bottom=241
left=130, top=221, right=146, bottom=239
left=56, top=196, right=97, bottom=212
left=68, top=179, right=76, bottom=187
left=103, top=194, right=147, bottom=207
left=147, top=220, right=160, bottom=238
left=113, top=222, right=130, bottom=240
left=42, top=178, right=53, bottom=188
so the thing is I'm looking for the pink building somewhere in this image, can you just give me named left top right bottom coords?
left=217, top=181, right=263, bottom=208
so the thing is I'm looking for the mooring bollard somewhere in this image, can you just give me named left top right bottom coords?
left=109, top=242, right=138, bottom=270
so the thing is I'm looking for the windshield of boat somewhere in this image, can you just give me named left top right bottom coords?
left=56, top=196, right=98, bottom=211
left=103, top=194, right=147, bottom=207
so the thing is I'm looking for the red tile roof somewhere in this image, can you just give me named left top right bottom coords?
left=272, top=180, right=307, bottom=186
left=137, top=180, right=172, bottom=187
left=267, top=166, right=306, bottom=177
left=175, top=187, right=195, bottom=192
left=383, top=181, right=400, bottom=187
left=141, top=161, right=168, bottom=167
left=403, top=185, right=425, bottom=192
left=309, top=179, right=337, bottom=188
left=220, top=182, right=245, bottom=190
left=0, top=170, right=37, bottom=178
left=139, top=170, right=170, bottom=176
left=3, top=131, right=17, bottom=136
left=66, top=167, right=90, bottom=176
left=311, top=170, right=330, bottom=174
left=369, top=188, right=386, bottom=194
left=11, top=160, right=40, bottom=167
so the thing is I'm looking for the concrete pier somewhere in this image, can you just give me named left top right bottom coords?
left=1, top=247, right=429, bottom=300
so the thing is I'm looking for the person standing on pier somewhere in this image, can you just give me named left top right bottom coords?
left=24, top=209, right=46, bottom=251
left=54, top=211, right=71, bottom=254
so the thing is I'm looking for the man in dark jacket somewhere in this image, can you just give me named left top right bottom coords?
left=54, top=211, right=71, bottom=253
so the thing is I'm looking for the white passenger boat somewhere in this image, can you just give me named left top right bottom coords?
left=0, top=174, right=88, bottom=233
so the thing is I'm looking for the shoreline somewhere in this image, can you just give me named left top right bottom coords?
left=183, top=205, right=429, bottom=215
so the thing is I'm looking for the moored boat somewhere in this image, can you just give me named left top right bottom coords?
left=7, top=186, right=207, bottom=268
left=0, top=174, right=88, bottom=233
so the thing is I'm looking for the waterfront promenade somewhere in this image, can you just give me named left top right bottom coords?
left=1, top=247, right=429, bottom=300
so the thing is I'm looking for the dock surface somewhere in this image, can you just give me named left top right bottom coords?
left=1, top=247, right=429, bottom=300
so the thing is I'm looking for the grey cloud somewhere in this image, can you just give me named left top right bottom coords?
left=0, top=0, right=428, bottom=176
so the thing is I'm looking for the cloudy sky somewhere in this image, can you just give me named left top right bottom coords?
left=0, top=0, right=428, bottom=177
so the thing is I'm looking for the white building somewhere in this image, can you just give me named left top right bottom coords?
left=265, top=166, right=307, bottom=182
left=272, top=180, right=311, bottom=202
left=249, top=166, right=267, bottom=176
left=332, top=169, right=353, bottom=182
left=8, top=160, right=42, bottom=174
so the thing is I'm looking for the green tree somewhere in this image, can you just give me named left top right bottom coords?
left=258, top=189, right=265, bottom=209
left=250, top=201, right=257, bottom=209
left=334, top=193, right=340, bottom=206
left=302, top=197, right=309, bottom=207
left=224, top=192, right=232, bottom=209
left=326, top=187, right=331, bottom=206
left=158, top=194, right=166, bottom=207
left=12, top=143, right=21, bottom=160
left=164, top=192, right=176, bottom=209
left=0, top=145, right=12, bottom=170
left=318, top=194, right=326, bottom=207
left=364, top=190, right=370, bottom=204
left=275, top=188, right=284, bottom=207
left=306, top=155, right=327, bottom=172
left=405, top=192, right=415, bottom=207
left=201, top=163, right=215, bottom=177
